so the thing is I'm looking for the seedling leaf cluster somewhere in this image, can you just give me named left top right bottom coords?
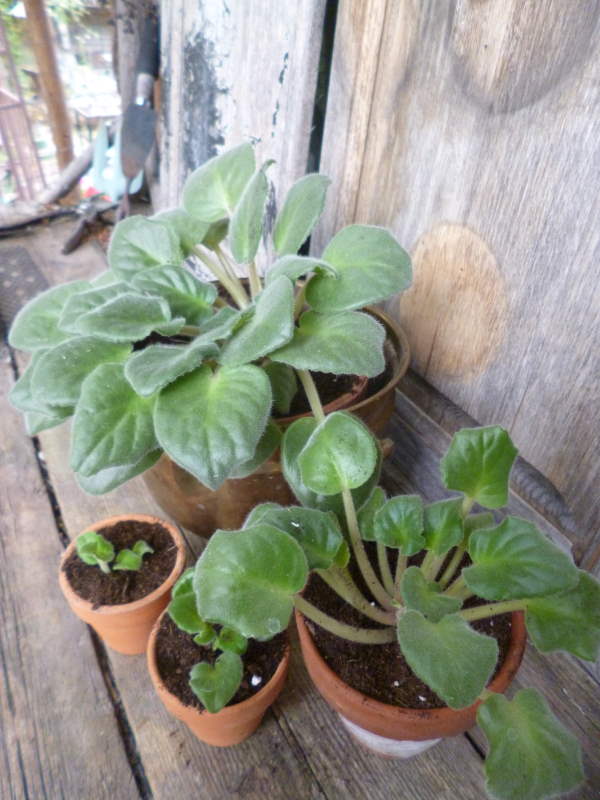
left=76, top=530, right=153, bottom=573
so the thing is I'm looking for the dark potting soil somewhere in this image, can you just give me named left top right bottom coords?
left=303, top=544, right=513, bottom=709
left=155, top=614, right=288, bottom=710
left=63, top=521, right=178, bottom=608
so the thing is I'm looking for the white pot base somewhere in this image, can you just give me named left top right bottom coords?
left=339, top=715, right=441, bottom=758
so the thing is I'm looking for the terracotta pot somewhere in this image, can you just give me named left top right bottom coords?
left=296, top=609, right=526, bottom=757
left=143, top=308, right=410, bottom=536
left=147, top=610, right=290, bottom=746
left=59, top=514, right=186, bottom=655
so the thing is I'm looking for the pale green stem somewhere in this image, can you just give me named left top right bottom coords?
left=478, top=687, right=495, bottom=702
left=247, top=259, right=262, bottom=298
left=214, top=244, right=251, bottom=306
left=376, top=542, right=396, bottom=597
left=461, top=599, right=526, bottom=622
left=438, top=543, right=466, bottom=589
left=293, top=282, right=308, bottom=319
left=420, top=551, right=446, bottom=582
left=179, top=325, right=201, bottom=337
left=296, top=369, right=325, bottom=423
left=444, top=574, right=472, bottom=599
left=394, top=554, right=407, bottom=597
left=342, top=488, right=395, bottom=612
left=192, top=246, right=248, bottom=309
left=462, top=496, right=475, bottom=516
left=317, top=567, right=396, bottom=626
left=294, top=596, right=396, bottom=644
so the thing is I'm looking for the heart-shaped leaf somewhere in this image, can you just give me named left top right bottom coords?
left=10, top=350, right=50, bottom=413
left=168, top=591, right=206, bottom=634
left=525, top=571, right=600, bottom=661
left=172, top=567, right=194, bottom=597
left=266, top=255, right=338, bottom=286
left=70, top=293, right=173, bottom=343
left=401, top=567, right=462, bottom=622
left=154, top=364, right=271, bottom=489
left=194, top=525, right=308, bottom=638
left=76, top=530, right=114, bottom=572
left=441, top=426, right=518, bottom=509
left=423, top=498, right=464, bottom=556
left=113, top=549, right=143, bottom=571
left=197, top=306, right=242, bottom=341
left=183, top=143, right=255, bottom=222
left=219, top=276, right=294, bottom=366
left=9, top=280, right=91, bottom=351
left=371, top=495, right=424, bottom=554
left=264, top=362, right=297, bottom=415
left=189, top=651, right=244, bottom=713
left=152, top=208, right=210, bottom=255
left=397, top=610, right=498, bottom=708
left=273, top=173, right=330, bottom=256
left=202, top=218, right=229, bottom=249
left=108, top=215, right=183, bottom=280
left=477, top=690, right=584, bottom=800
left=214, top=627, right=248, bottom=655
left=124, top=337, right=219, bottom=396
left=131, top=265, right=217, bottom=325
left=357, top=487, right=387, bottom=540
left=229, top=161, right=273, bottom=263
left=75, top=449, right=161, bottom=495
left=58, top=282, right=131, bottom=333
left=297, top=411, right=378, bottom=495
left=71, top=363, right=158, bottom=477
left=465, top=517, right=579, bottom=600
left=306, top=225, right=412, bottom=312
left=228, top=421, right=281, bottom=479
left=464, top=512, right=495, bottom=538
left=270, top=310, right=385, bottom=377
left=25, top=406, right=73, bottom=435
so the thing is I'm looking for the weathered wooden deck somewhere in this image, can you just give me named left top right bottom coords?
left=1, top=224, right=598, bottom=799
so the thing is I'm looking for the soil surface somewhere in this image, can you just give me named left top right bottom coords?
left=155, top=614, right=288, bottom=710
left=303, top=544, right=513, bottom=709
left=63, top=520, right=178, bottom=608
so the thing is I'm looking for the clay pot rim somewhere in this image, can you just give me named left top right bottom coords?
left=147, top=608, right=291, bottom=720
left=295, top=608, right=526, bottom=722
left=59, top=513, right=186, bottom=616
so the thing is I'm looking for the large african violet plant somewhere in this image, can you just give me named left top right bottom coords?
left=184, top=413, right=599, bottom=800
left=8, top=144, right=411, bottom=494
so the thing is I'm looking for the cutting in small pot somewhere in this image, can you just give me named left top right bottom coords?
left=59, top=513, right=185, bottom=654
left=189, top=394, right=600, bottom=800
left=147, top=568, right=289, bottom=746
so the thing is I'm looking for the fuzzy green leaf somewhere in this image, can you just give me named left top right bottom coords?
left=202, top=219, right=229, bottom=249
left=172, top=568, right=194, bottom=598
left=124, top=338, right=219, bottom=397
left=154, top=364, right=271, bottom=490
left=273, top=173, right=330, bottom=255
left=25, top=406, right=73, bottom=435
left=131, top=265, right=217, bottom=325
left=194, top=525, right=308, bottom=639
left=357, top=487, right=387, bottom=540
left=76, top=530, right=114, bottom=573
left=133, top=540, right=154, bottom=557
left=465, top=517, right=579, bottom=601
left=264, top=362, right=297, bottom=415
left=90, top=269, right=120, bottom=287
left=75, top=450, right=161, bottom=495
left=71, top=363, right=158, bottom=477
left=58, top=282, right=131, bottom=333
left=400, top=567, right=462, bottom=622
left=197, top=306, right=242, bottom=341
left=271, top=310, right=385, bottom=377
left=423, top=498, right=464, bottom=556
left=441, top=426, right=518, bottom=509
left=193, top=625, right=216, bottom=647
left=371, top=495, right=424, bottom=554
left=113, top=549, right=142, bottom=571
left=189, top=651, right=244, bottom=713
left=168, top=592, right=206, bottom=634
left=464, top=512, right=495, bottom=538
left=229, top=161, right=272, bottom=263
left=151, top=208, right=210, bottom=255
left=68, top=293, right=173, bottom=343
left=10, top=351, right=51, bottom=413
left=214, top=627, right=248, bottom=655
left=183, top=143, right=255, bottom=222
left=228, top=421, right=281, bottom=479
left=477, top=690, right=584, bottom=800
left=108, top=215, right=182, bottom=280
left=266, top=255, right=338, bottom=286
left=306, top=225, right=412, bottom=312
left=397, top=610, right=498, bottom=709
left=9, top=280, right=91, bottom=351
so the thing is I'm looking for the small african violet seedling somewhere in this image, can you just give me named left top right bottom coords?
left=76, top=531, right=154, bottom=574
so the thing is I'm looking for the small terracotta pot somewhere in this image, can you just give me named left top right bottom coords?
left=147, top=610, right=290, bottom=746
left=59, top=514, right=186, bottom=655
left=296, top=610, right=526, bottom=754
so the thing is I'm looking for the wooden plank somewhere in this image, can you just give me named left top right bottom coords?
left=315, top=0, right=600, bottom=563
left=0, top=349, right=138, bottom=800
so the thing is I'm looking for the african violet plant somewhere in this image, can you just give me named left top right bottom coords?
left=76, top=530, right=153, bottom=573
left=183, top=413, right=599, bottom=800
left=8, top=143, right=411, bottom=495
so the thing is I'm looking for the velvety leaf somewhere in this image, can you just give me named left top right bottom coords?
left=108, top=215, right=183, bottom=280
left=194, top=525, right=308, bottom=639
left=202, top=218, right=229, bottom=249
left=229, top=161, right=272, bottom=263
left=265, top=255, right=338, bottom=286
left=525, top=571, right=600, bottom=661
left=214, top=627, right=248, bottom=655
left=465, top=517, right=579, bottom=601
left=90, top=269, right=120, bottom=287
left=423, top=498, right=464, bottom=556
left=30, top=337, right=130, bottom=406
left=228, top=421, right=281, bottom=479
left=306, top=225, right=412, bottom=312
left=58, top=282, right=131, bottom=333
left=197, top=306, right=241, bottom=340
left=400, top=567, right=462, bottom=622
left=193, top=625, right=216, bottom=647
left=270, top=310, right=385, bottom=377
left=397, top=610, right=498, bottom=708
left=371, top=495, right=424, bottom=554
left=69, top=293, right=173, bottom=343
left=477, top=690, right=584, bottom=800
left=75, top=449, right=161, bottom=495
left=168, top=592, right=206, bottom=634
left=264, top=361, right=297, bottom=414
left=219, top=276, right=294, bottom=366
left=131, top=265, right=217, bottom=325
left=273, top=173, right=330, bottom=255
left=124, top=338, right=219, bottom=396
left=76, top=530, right=114, bottom=572
left=152, top=208, right=210, bottom=255
left=183, top=143, right=255, bottom=222
left=25, top=406, right=73, bottom=435
left=10, top=350, right=50, bottom=413
left=9, top=280, right=91, bottom=351
left=297, top=411, right=378, bottom=495
left=243, top=503, right=345, bottom=570
left=464, top=512, right=495, bottom=538
left=71, top=363, right=158, bottom=477
left=132, top=540, right=154, bottom=557
left=154, top=364, right=272, bottom=489
left=189, top=651, right=244, bottom=713
left=357, top=487, right=387, bottom=541
left=441, top=426, right=518, bottom=509
left=172, top=567, right=194, bottom=598
left=113, top=549, right=142, bottom=571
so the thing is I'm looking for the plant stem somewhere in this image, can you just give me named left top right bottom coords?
left=444, top=574, right=473, bottom=600
left=296, top=369, right=326, bottom=423
left=215, top=244, right=252, bottom=306
left=394, top=554, right=407, bottom=597
left=461, top=599, right=526, bottom=622
left=438, top=543, right=466, bottom=589
left=179, top=325, right=201, bottom=337
left=293, top=282, right=307, bottom=319
left=478, top=687, right=495, bottom=702
left=294, top=596, right=396, bottom=644
left=342, top=488, right=395, bottom=611
left=317, top=567, right=396, bottom=626
left=376, top=542, right=396, bottom=597
left=193, top=246, right=249, bottom=308
left=247, top=259, right=262, bottom=298
left=420, top=551, right=446, bottom=582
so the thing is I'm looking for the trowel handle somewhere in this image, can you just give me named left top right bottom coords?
left=136, top=14, right=160, bottom=80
